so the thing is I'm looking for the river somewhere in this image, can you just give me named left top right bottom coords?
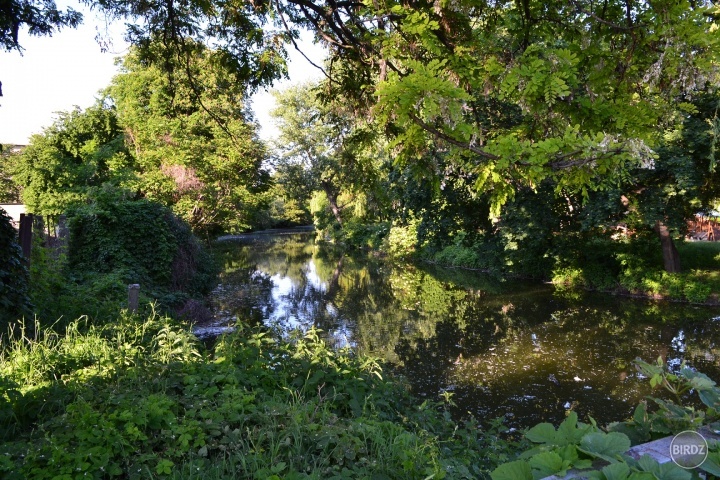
left=197, top=232, right=720, bottom=430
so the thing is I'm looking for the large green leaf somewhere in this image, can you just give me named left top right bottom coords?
left=578, top=432, right=631, bottom=462
left=681, top=368, right=716, bottom=391
left=490, top=460, right=532, bottom=480
left=525, top=423, right=559, bottom=445
left=528, top=451, right=568, bottom=479
left=635, top=455, right=692, bottom=480
left=600, top=462, right=631, bottom=480
left=698, top=450, right=720, bottom=477
left=525, top=412, right=592, bottom=447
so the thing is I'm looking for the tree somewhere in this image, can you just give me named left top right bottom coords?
left=64, top=0, right=716, bottom=220
left=271, top=81, right=388, bottom=229
left=12, top=102, right=132, bottom=215
left=580, top=93, right=720, bottom=272
left=11, top=1, right=720, bottom=256
left=108, top=42, right=271, bottom=235
left=0, top=0, right=82, bottom=51
left=271, top=82, right=346, bottom=225
left=0, top=145, right=23, bottom=203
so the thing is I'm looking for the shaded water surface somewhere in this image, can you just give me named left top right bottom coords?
left=201, top=232, right=720, bottom=429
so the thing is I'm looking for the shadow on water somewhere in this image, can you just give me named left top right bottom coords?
left=201, top=232, right=720, bottom=429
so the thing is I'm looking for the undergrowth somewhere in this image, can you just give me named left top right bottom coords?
left=0, top=312, right=519, bottom=479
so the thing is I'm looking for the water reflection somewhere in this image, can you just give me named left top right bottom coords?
left=204, top=233, right=720, bottom=429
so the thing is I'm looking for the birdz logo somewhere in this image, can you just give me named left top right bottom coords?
left=670, top=431, right=708, bottom=469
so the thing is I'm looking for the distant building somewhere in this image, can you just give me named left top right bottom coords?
left=2, top=144, right=27, bottom=155
left=0, top=204, right=26, bottom=228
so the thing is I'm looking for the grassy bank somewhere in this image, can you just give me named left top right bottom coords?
left=550, top=240, right=720, bottom=304
left=0, top=312, right=518, bottom=479
left=331, top=220, right=720, bottom=304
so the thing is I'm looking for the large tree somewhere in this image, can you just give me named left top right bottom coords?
left=271, top=81, right=388, bottom=228
left=9, top=1, right=720, bottom=239
left=108, top=42, right=270, bottom=234
left=12, top=102, right=131, bottom=215
left=70, top=1, right=718, bottom=206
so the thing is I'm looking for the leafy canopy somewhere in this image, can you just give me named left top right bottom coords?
left=8, top=0, right=720, bottom=217
left=12, top=102, right=131, bottom=216
left=0, top=0, right=82, bottom=51
left=73, top=0, right=720, bottom=213
left=108, top=42, right=270, bottom=234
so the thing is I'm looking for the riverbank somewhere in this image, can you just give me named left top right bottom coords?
left=317, top=222, right=720, bottom=305
left=6, top=230, right=720, bottom=478
left=202, top=232, right=720, bottom=430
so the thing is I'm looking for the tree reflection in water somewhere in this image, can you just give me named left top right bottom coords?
left=209, top=233, right=720, bottom=428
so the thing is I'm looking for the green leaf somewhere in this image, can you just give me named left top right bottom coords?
left=156, top=459, right=174, bottom=475
left=526, top=423, right=559, bottom=444
left=529, top=451, right=567, bottom=478
left=585, top=463, right=636, bottom=480
left=578, top=432, right=631, bottom=461
left=699, top=389, right=720, bottom=409
left=558, top=412, right=591, bottom=444
left=698, top=450, right=720, bottom=476
left=600, top=462, right=631, bottom=480
left=491, top=460, right=533, bottom=480
left=635, top=455, right=692, bottom=480
left=525, top=412, right=591, bottom=447
left=633, top=403, right=648, bottom=424
left=626, top=473, right=658, bottom=480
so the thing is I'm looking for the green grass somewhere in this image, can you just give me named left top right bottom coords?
left=677, top=241, right=720, bottom=270
left=0, top=312, right=518, bottom=479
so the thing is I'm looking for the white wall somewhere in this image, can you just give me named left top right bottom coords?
left=0, top=204, right=26, bottom=226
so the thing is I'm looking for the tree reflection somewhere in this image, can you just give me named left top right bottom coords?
left=211, top=233, right=720, bottom=428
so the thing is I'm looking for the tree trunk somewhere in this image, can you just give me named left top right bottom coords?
left=655, top=221, right=681, bottom=273
left=321, top=181, right=343, bottom=226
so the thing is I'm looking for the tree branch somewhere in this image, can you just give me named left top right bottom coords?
left=407, top=112, right=500, bottom=160
left=274, top=0, right=338, bottom=84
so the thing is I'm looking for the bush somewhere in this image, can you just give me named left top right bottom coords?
left=551, top=267, right=585, bottom=288
left=343, top=219, right=390, bottom=249
left=684, top=279, right=711, bottom=303
left=1, top=315, right=518, bottom=479
left=384, top=218, right=420, bottom=259
left=433, top=244, right=481, bottom=268
left=67, top=199, right=215, bottom=304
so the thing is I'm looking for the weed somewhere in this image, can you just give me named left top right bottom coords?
left=0, top=314, right=516, bottom=479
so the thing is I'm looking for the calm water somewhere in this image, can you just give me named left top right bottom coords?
left=199, top=232, right=720, bottom=429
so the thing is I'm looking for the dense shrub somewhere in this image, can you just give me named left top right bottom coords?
left=0, top=208, right=31, bottom=325
left=384, top=218, right=420, bottom=259
left=67, top=199, right=215, bottom=304
left=342, top=219, right=390, bottom=249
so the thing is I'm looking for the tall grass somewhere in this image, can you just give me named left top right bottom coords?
left=0, top=313, right=516, bottom=479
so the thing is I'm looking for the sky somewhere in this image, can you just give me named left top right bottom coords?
left=0, top=0, right=325, bottom=144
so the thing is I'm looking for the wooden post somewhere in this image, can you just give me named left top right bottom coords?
left=18, top=213, right=33, bottom=265
left=128, top=284, right=140, bottom=313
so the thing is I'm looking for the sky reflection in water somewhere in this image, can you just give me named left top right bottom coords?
left=203, top=233, right=720, bottom=429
